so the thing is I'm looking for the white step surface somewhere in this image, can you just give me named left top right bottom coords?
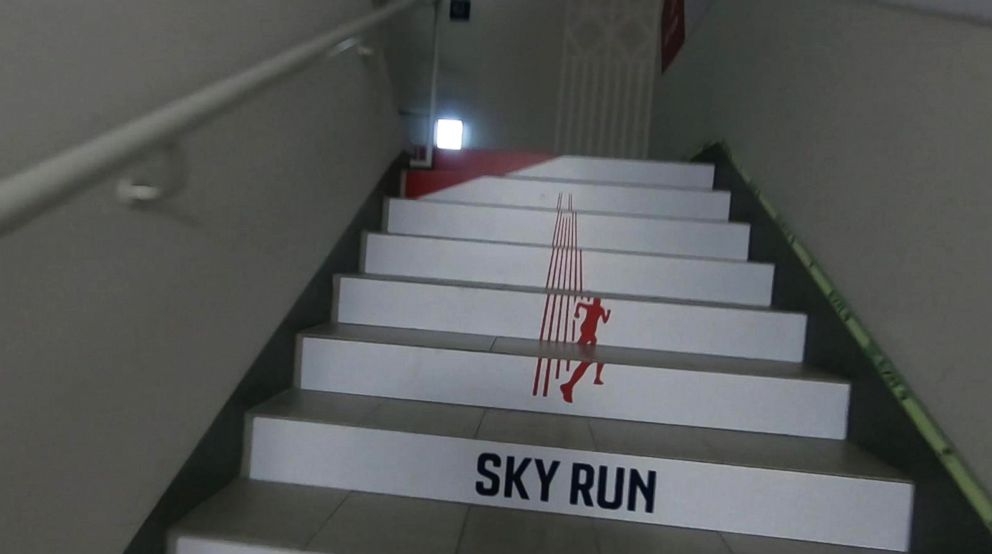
left=424, top=176, right=730, bottom=219
left=362, top=233, right=774, bottom=306
left=384, top=198, right=751, bottom=260
left=298, top=325, right=849, bottom=438
left=246, top=391, right=913, bottom=551
left=510, top=156, right=715, bottom=189
left=333, top=275, right=807, bottom=362
left=172, top=479, right=896, bottom=554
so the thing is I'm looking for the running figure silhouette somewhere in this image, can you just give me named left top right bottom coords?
left=560, top=297, right=611, bottom=403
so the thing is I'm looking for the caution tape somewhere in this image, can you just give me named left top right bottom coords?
left=693, top=140, right=992, bottom=534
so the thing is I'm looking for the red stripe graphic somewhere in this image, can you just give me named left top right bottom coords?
left=547, top=197, right=568, bottom=393
left=533, top=194, right=566, bottom=396
left=532, top=193, right=588, bottom=397
left=553, top=209, right=568, bottom=380
left=569, top=209, right=576, bottom=343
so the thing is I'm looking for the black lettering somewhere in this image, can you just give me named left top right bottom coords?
left=569, top=463, right=595, bottom=506
left=534, top=459, right=560, bottom=502
left=475, top=453, right=501, bottom=496
left=627, top=469, right=656, bottom=513
left=504, top=456, right=531, bottom=499
left=596, top=465, right=624, bottom=510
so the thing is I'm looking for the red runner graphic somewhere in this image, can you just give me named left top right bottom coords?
left=532, top=194, right=611, bottom=402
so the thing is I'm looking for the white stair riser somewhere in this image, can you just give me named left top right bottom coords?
left=426, top=176, right=730, bottom=219
left=248, top=419, right=912, bottom=551
left=335, top=277, right=807, bottom=362
left=363, top=234, right=773, bottom=306
left=173, top=537, right=294, bottom=554
left=511, top=156, right=715, bottom=189
left=299, top=338, right=849, bottom=439
left=385, top=199, right=750, bottom=260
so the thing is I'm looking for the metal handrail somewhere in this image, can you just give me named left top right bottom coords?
left=0, top=0, right=426, bottom=234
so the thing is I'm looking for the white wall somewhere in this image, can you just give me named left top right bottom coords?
left=685, top=0, right=716, bottom=34
left=650, top=0, right=992, bottom=491
left=0, top=1, right=404, bottom=553
left=388, top=0, right=664, bottom=156
left=876, top=0, right=992, bottom=23
left=386, top=0, right=568, bottom=151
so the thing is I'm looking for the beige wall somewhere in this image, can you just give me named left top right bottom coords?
left=878, top=0, right=992, bottom=22
left=650, top=0, right=992, bottom=490
left=0, top=1, right=404, bottom=553
left=386, top=0, right=568, bottom=151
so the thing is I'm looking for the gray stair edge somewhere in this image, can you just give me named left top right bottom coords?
left=247, top=390, right=910, bottom=485
left=386, top=196, right=752, bottom=228
left=171, top=479, right=896, bottom=554
left=297, top=323, right=846, bottom=385
left=402, top=196, right=733, bottom=223
left=332, top=272, right=806, bottom=316
left=438, top=172, right=728, bottom=194
left=363, top=230, right=776, bottom=268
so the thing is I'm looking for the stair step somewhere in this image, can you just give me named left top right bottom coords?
left=172, top=479, right=895, bottom=554
left=298, top=324, right=849, bottom=439
left=362, top=233, right=774, bottom=306
left=423, top=175, right=730, bottom=219
left=509, top=156, right=716, bottom=189
left=245, top=391, right=912, bottom=551
left=333, top=275, right=808, bottom=362
left=384, top=198, right=750, bottom=260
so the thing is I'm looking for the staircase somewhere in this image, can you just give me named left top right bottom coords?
left=169, top=155, right=914, bottom=553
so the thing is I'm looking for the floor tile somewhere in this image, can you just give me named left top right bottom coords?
left=456, top=506, right=599, bottom=554
left=476, top=409, right=597, bottom=451
left=594, top=518, right=733, bottom=553
left=363, top=398, right=485, bottom=438
left=721, top=532, right=889, bottom=554
left=174, top=479, right=347, bottom=549
left=308, top=492, right=466, bottom=554
left=587, top=418, right=717, bottom=461
left=253, top=390, right=382, bottom=427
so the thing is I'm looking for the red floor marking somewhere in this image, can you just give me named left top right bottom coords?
left=533, top=195, right=566, bottom=396
left=553, top=213, right=566, bottom=380
left=564, top=212, right=574, bottom=375
left=560, top=297, right=612, bottom=403
left=570, top=208, right=579, bottom=343
left=569, top=207, right=579, bottom=372
left=531, top=192, right=605, bottom=401
left=545, top=194, right=570, bottom=396
left=552, top=204, right=574, bottom=385
left=405, top=149, right=556, bottom=198
left=579, top=246, right=584, bottom=297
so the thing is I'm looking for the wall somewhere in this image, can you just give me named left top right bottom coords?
left=386, top=0, right=568, bottom=152
left=877, top=0, right=992, bottom=23
left=685, top=0, right=716, bottom=34
left=552, top=0, right=663, bottom=158
left=388, top=0, right=661, bottom=156
left=0, top=2, right=404, bottom=553
left=650, top=0, right=992, bottom=492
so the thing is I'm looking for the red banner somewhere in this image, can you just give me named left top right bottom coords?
left=661, top=0, right=686, bottom=71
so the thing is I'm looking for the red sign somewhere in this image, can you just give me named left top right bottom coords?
left=661, top=0, right=686, bottom=71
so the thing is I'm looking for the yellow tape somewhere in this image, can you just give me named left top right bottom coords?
left=692, top=140, right=992, bottom=533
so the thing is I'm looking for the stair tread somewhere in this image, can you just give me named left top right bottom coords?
left=338, top=272, right=796, bottom=314
left=174, top=479, right=892, bottom=554
left=251, top=390, right=907, bottom=483
left=370, top=230, right=773, bottom=266
left=409, top=196, right=732, bottom=223
left=394, top=197, right=750, bottom=227
left=385, top=197, right=751, bottom=260
left=301, top=323, right=845, bottom=384
left=363, top=232, right=775, bottom=307
left=430, top=173, right=731, bottom=194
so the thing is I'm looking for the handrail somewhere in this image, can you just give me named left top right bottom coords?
left=0, top=0, right=426, bottom=235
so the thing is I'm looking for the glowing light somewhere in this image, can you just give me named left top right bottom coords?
left=435, top=118, right=464, bottom=150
